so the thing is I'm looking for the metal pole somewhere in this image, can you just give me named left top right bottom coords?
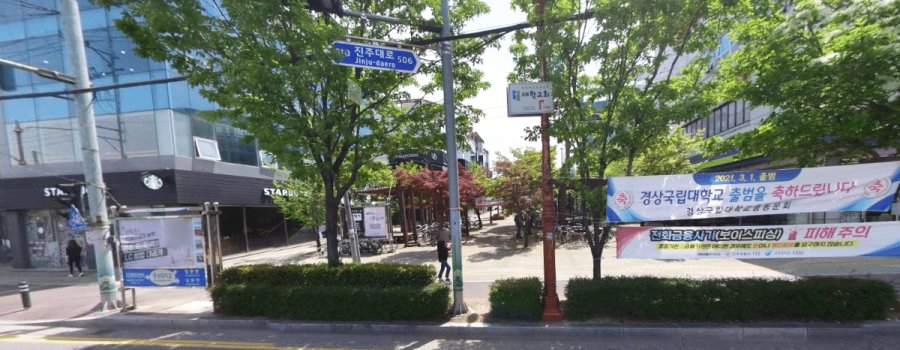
left=536, top=0, right=562, bottom=322
left=343, top=193, right=361, bottom=263
left=441, top=0, right=467, bottom=315
left=60, top=0, right=118, bottom=310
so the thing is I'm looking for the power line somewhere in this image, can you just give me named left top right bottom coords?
left=0, top=76, right=187, bottom=101
left=409, top=10, right=596, bottom=46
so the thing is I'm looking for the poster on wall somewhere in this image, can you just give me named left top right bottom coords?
left=607, top=161, right=900, bottom=223
left=363, top=206, right=389, bottom=237
left=118, top=217, right=206, bottom=287
left=616, top=221, right=900, bottom=259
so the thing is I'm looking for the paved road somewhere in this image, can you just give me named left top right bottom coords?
left=2, top=321, right=899, bottom=350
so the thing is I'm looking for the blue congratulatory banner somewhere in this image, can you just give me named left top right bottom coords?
left=123, top=268, right=207, bottom=287
left=333, top=41, right=420, bottom=74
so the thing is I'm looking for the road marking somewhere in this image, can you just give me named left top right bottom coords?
left=0, top=334, right=353, bottom=349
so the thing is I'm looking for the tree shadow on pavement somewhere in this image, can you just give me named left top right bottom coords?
left=375, top=250, right=435, bottom=265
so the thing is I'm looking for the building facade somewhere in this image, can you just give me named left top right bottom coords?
left=0, top=1, right=299, bottom=269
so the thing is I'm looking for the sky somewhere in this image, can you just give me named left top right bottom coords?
left=461, top=0, right=545, bottom=166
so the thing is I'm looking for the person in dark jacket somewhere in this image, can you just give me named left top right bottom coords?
left=514, top=214, right=523, bottom=238
left=65, top=239, right=84, bottom=277
left=436, top=239, right=450, bottom=283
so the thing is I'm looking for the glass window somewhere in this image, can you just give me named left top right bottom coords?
left=0, top=21, right=26, bottom=42
left=33, top=84, right=71, bottom=120
left=169, top=81, right=191, bottom=109
left=110, top=30, right=151, bottom=74
left=150, top=70, right=170, bottom=109
left=80, top=8, right=108, bottom=30
left=95, top=114, right=125, bottom=160
left=191, top=116, right=214, bottom=139
left=173, top=112, right=193, bottom=156
left=34, top=118, right=77, bottom=164
left=117, top=72, right=154, bottom=112
left=123, top=111, right=159, bottom=158
left=215, top=123, right=258, bottom=166
left=27, top=36, right=66, bottom=75
left=155, top=110, right=175, bottom=156
left=2, top=97, right=36, bottom=122
left=24, top=15, right=58, bottom=37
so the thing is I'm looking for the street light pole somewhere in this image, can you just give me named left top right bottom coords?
left=60, top=0, right=119, bottom=310
left=536, top=0, right=563, bottom=322
left=441, top=0, right=468, bottom=315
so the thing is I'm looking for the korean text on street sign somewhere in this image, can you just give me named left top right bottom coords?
left=507, top=81, right=554, bottom=117
left=333, top=41, right=420, bottom=74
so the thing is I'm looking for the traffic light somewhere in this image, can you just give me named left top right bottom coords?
left=307, top=0, right=343, bottom=15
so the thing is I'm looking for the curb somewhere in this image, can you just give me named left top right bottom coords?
left=39, top=314, right=900, bottom=341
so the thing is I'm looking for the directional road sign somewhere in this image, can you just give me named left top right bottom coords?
left=333, top=41, right=421, bottom=74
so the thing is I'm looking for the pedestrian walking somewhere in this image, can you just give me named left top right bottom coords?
left=436, top=228, right=451, bottom=283
left=65, top=239, right=84, bottom=277
left=514, top=213, right=523, bottom=238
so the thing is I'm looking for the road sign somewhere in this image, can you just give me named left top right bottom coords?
left=333, top=41, right=420, bottom=74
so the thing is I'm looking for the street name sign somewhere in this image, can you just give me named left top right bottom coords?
left=333, top=41, right=420, bottom=74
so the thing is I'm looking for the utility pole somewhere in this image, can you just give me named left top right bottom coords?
left=536, top=0, right=563, bottom=322
left=60, top=0, right=118, bottom=310
left=441, top=0, right=467, bottom=315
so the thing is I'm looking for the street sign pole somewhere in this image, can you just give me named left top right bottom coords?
left=536, top=0, right=563, bottom=322
left=441, top=0, right=467, bottom=316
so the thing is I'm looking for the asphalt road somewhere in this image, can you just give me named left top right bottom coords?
left=2, top=322, right=899, bottom=350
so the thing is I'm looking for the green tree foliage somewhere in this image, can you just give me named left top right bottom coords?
left=491, top=148, right=549, bottom=247
left=273, top=179, right=325, bottom=236
left=101, top=0, right=490, bottom=265
left=509, top=0, right=736, bottom=277
left=714, top=0, right=900, bottom=166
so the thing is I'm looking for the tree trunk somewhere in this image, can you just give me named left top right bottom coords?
left=625, top=147, right=637, bottom=176
left=589, top=224, right=611, bottom=279
left=323, top=175, right=341, bottom=266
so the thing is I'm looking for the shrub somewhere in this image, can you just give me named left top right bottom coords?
left=218, top=263, right=435, bottom=288
left=565, top=276, right=896, bottom=321
left=212, top=283, right=451, bottom=320
left=213, top=263, right=448, bottom=321
left=489, top=277, right=543, bottom=320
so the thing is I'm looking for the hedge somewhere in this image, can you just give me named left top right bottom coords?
left=565, top=276, right=897, bottom=321
left=489, top=277, right=543, bottom=320
left=217, top=263, right=434, bottom=288
left=212, top=283, right=450, bottom=320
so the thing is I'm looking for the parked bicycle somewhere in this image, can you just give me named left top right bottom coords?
left=339, top=237, right=385, bottom=256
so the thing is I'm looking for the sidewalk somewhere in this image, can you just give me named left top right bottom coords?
left=2, top=215, right=899, bottom=335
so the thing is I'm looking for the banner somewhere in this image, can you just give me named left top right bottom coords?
left=607, top=161, right=900, bottom=223
left=616, top=221, right=900, bottom=259
left=119, top=217, right=206, bottom=287
left=363, top=206, right=389, bottom=237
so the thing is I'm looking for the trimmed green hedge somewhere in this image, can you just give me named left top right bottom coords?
left=212, top=283, right=450, bottom=320
left=218, top=263, right=434, bottom=288
left=565, top=276, right=897, bottom=321
left=213, top=263, right=449, bottom=320
left=489, top=277, right=543, bottom=320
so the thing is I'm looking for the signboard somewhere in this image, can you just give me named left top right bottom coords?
left=333, top=41, right=420, bottom=74
left=507, top=81, right=554, bottom=116
left=122, top=268, right=207, bottom=287
left=607, top=161, right=900, bottom=223
left=349, top=207, right=365, bottom=234
left=363, top=206, right=389, bottom=237
left=617, top=221, right=900, bottom=259
left=119, top=217, right=206, bottom=287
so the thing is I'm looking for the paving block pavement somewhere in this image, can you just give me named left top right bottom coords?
left=2, top=215, right=899, bottom=335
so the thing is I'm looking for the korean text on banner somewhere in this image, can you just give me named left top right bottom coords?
left=118, top=217, right=207, bottom=287
left=363, top=207, right=388, bottom=237
left=607, top=161, right=900, bottom=223
left=616, top=221, right=900, bottom=259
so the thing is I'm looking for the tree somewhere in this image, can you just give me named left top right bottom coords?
left=394, top=164, right=484, bottom=226
left=103, top=0, right=490, bottom=265
left=715, top=0, right=900, bottom=166
left=509, top=0, right=736, bottom=277
left=608, top=127, right=702, bottom=176
left=491, top=148, right=547, bottom=247
left=272, top=178, right=325, bottom=249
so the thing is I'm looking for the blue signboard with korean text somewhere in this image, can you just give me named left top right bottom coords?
left=118, top=216, right=207, bottom=287
left=333, top=41, right=420, bottom=74
left=122, top=268, right=207, bottom=287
